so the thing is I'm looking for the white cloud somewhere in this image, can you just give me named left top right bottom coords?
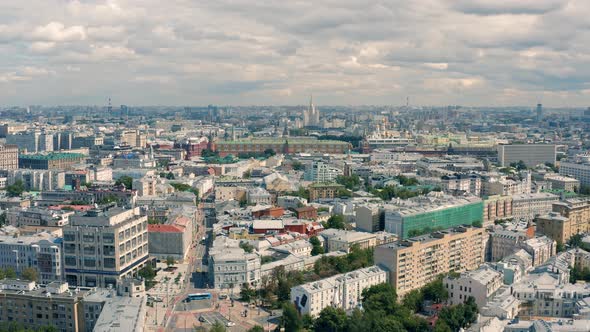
left=0, top=0, right=588, bottom=106
left=31, top=22, right=86, bottom=42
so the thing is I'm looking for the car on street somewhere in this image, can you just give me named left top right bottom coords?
left=226, top=322, right=236, bottom=327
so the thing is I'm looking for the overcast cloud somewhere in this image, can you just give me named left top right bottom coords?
left=1, top=0, right=589, bottom=107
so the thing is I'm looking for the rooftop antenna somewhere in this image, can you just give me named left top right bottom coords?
left=406, top=96, right=409, bottom=108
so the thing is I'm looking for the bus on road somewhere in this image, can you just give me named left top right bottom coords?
left=185, top=293, right=212, bottom=302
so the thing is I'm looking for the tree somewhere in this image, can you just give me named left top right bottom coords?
left=0, top=212, right=6, bottom=226
left=4, top=267, right=16, bottom=279
left=281, top=302, right=302, bottom=332
left=568, top=234, right=584, bottom=248
left=6, top=180, right=25, bottom=197
left=402, top=289, right=423, bottom=312
left=422, top=276, right=448, bottom=303
left=264, top=148, right=276, bottom=157
left=138, top=265, right=156, bottom=280
left=314, top=307, right=347, bottom=332
left=362, top=283, right=398, bottom=315
left=166, top=256, right=175, bottom=267
left=336, top=175, right=361, bottom=190
left=246, top=326, right=264, bottom=332
left=437, top=296, right=478, bottom=331
left=21, top=267, right=38, bottom=282
left=239, top=241, right=254, bottom=253
left=324, top=214, right=346, bottom=230
left=240, top=283, right=256, bottom=302
left=115, top=176, right=133, bottom=189
left=510, top=160, right=527, bottom=171
left=310, top=236, right=324, bottom=256
left=208, top=321, right=226, bottom=332
left=166, top=172, right=175, bottom=180
left=292, top=161, right=303, bottom=171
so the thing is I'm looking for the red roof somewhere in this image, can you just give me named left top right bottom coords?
left=148, top=224, right=184, bottom=233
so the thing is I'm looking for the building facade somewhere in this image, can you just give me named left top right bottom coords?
left=0, top=144, right=18, bottom=170
left=63, top=207, right=149, bottom=288
left=291, top=266, right=387, bottom=317
left=497, top=144, right=556, bottom=167
left=374, top=226, right=485, bottom=297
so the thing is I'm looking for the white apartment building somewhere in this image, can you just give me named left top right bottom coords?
left=7, top=169, right=65, bottom=191
left=444, top=265, right=504, bottom=308
left=63, top=207, right=149, bottom=288
left=304, top=161, right=341, bottom=182
left=511, top=192, right=559, bottom=221
left=291, top=266, right=387, bottom=317
left=0, top=232, right=63, bottom=283
left=482, top=172, right=531, bottom=196
left=6, top=207, right=73, bottom=227
left=277, top=196, right=308, bottom=209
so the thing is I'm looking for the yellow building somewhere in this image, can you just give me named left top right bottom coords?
left=374, top=226, right=485, bottom=297
left=536, top=199, right=590, bottom=244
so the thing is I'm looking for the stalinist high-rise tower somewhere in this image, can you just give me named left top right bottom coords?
left=303, top=95, right=320, bottom=127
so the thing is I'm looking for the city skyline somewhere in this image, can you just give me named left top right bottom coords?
left=1, top=0, right=590, bottom=107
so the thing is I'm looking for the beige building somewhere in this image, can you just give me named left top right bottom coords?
left=309, top=183, right=345, bottom=201
left=0, top=280, right=87, bottom=332
left=319, top=229, right=377, bottom=253
left=0, top=143, right=18, bottom=170
left=483, top=195, right=513, bottom=227
left=63, top=207, right=149, bottom=288
left=544, top=174, right=580, bottom=192
left=511, top=192, right=559, bottom=221
left=374, top=226, right=485, bottom=297
left=536, top=199, right=590, bottom=244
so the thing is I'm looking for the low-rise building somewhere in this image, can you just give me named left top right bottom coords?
left=309, top=183, right=345, bottom=201
left=444, top=265, right=503, bottom=308
left=319, top=229, right=377, bottom=253
left=208, top=237, right=261, bottom=289
left=291, top=266, right=387, bottom=317
left=544, top=174, right=580, bottom=192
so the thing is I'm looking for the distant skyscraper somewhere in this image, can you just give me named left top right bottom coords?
left=303, top=95, right=320, bottom=127
left=536, top=103, right=543, bottom=122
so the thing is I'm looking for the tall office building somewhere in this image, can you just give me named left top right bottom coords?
left=63, top=207, right=149, bottom=288
left=536, top=103, right=543, bottom=122
left=303, top=95, right=320, bottom=127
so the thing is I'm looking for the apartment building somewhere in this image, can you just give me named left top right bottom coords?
left=303, top=161, right=341, bottom=182
left=0, top=232, right=63, bottom=283
left=291, top=266, right=387, bottom=317
left=482, top=172, right=531, bottom=196
left=544, top=174, right=580, bottom=192
left=536, top=199, right=590, bottom=244
left=308, top=182, right=346, bottom=201
left=444, top=265, right=503, bottom=308
left=559, top=155, right=590, bottom=186
left=483, top=195, right=513, bottom=227
left=6, top=207, right=73, bottom=227
left=0, top=144, right=18, bottom=170
left=441, top=173, right=481, bottom=196
left=63, top=207, right=149, bottom=288
left=511, top=192, right=559, bottom=221
left=355, top=204, right=384, bottom=233
left=0, top=280, right=87, bottom=332
left=374, top=226, right=485, bottom=296
left=383, top=192, right=483, bottom=239
left=18, top=153, right=86, bottom=170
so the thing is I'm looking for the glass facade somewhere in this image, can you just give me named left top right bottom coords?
left=402, top=201, right=484, bottom=238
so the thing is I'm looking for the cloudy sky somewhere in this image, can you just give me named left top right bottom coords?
left=1, top=0, right=589, bottom=107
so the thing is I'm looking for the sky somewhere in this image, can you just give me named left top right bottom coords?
left=1, top=0, right=590, bottom=107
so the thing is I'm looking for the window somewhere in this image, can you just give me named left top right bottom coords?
left=103, top=233, right=114, bottom=244
left=84, top=258, right=96, bottom=267
left=103, top=258, right=116, bottom=268
left=65, top=256, right=76, bottom=266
